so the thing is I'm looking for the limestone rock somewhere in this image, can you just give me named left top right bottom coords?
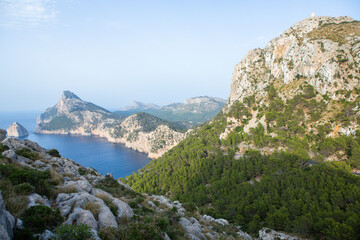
left=112, top=199, right=133, bottom=221
left=28, top=193, right=51, bottom=208
left=259, top=228, right=298, bottom=240
left=34, top=230, right=55, bottom=240
left=64, top=179, right=92, bottom=193
left=0, top=191, right=15, bottom=240
left=0, top=129, right=7, bottom=141
left=2, top=150, right=17, bottom=160
left=7, top=122, right=29, bottom=138
left=179, top=217, right=206, bottom=240
left=65, top=207, right=98, bottom=230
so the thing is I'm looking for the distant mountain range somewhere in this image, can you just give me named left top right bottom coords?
left=116, top=96, right=226, bottom=128
left=35, top=91, right=187, bottom=158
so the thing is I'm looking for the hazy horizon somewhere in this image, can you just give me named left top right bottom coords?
left=1, top=0, right=359, bottom=111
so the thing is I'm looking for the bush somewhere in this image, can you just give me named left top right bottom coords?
left=52, top=224, right=94, bottom=240
left=15, top=147, right=38, bottom=161
left=48, top=149, right=61, bottom=157
left=23, top=206, right=63, bottom=233
left=78, top=168, right=87, bottom=175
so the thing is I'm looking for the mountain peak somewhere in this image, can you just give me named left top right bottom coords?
left=62, top=91, right=81, bottom=100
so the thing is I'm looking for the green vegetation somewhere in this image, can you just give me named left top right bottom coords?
left=52, top=224, right=94, bottom=240
left=125, top=83, right=360, bottom=239
left=22, top=206, right=63, bottom=233
left=15, top=147, right=39, bottom=161
left=48, top=149, right=61, bottom=157
left=134, top=112, right=186, bottom=132
left=307, top=21, right=360, bottom=45
left=41, top=114, right=77, bottom=131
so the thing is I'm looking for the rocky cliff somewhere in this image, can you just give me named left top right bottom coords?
left=36, top=91, right=187, bottom=158
left=7, top=122, right=29, bottom=138
left=0, top=131, right=253, bottom=240
left=221, top=16, right=360, bottom=160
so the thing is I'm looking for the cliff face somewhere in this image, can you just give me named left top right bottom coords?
left=227, top=16, right=359, bottom=107
left=221, top=16, right=360, bottom=159
left=36, top=91, right=186, bottom=158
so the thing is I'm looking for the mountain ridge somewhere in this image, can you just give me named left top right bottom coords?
left=36, top=91, right=187, bottom=158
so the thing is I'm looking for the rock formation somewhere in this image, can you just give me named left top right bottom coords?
left=7, top=122, right=29, bottom=138
left=35, top=91, right=187, bottom=158
left=0, top=191, right=15, bottom=240
left=0, top=129, right=7, bottom=141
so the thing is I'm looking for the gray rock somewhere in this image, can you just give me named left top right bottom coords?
left=163, top=232, right=171, bottom=240
left=28, top=193, right=51, bottom=208
left=7, top=122, right=29, bottom=138
left=259, top=228, right=298, bottom=240
left=64, top=179, right=92, bottom=193
left=237, top=229, right=252, bottom=240
left=2, top=137, right=26, bottom=150
left=91, top=188, right=113, bottom=199
left=16, top=218, right=24, bottom=230
left=23, top=140, right=46, bottom=153
left=179, top=217, right=206, bottom=240
left=152, top=195, right=174, bottom=209
left=214, top=218, right=229, bottom=226
left=65, top=207, right=98, bottom=230
left=0, top=129, right=6, bottom=141
left=148, top=201, right=156, bottom=208
left=113, top=199, right=133, bottom=221
left=34, top=230, right=55, bottom=240
left=2, top=150, right=17, bottom=160
left=0, top=191, right=15, bottom=240
left=98, top=205, right=118, bottom=228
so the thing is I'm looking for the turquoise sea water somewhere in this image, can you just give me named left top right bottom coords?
left=0, top=112, right=150, bottom=178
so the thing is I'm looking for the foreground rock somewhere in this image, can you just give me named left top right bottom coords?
left=0, top=129, right=7, bottom=141
left=0, top=191, right=15, bottom=240
left=7, top=122, right=29, bottom=138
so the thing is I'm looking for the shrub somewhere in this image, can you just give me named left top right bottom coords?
left=52, top=223, right=94, bottom=240
left=48, top=149, right=61, bottom=157
left=183, top=202, right=197, bottom=212
left=23, top=206, right=63, bottom=233
left=15, top=147, right=38, bottom=161
left=78, top=168, right=87, bottom=175
left=13, top=183, right=34, bottom=195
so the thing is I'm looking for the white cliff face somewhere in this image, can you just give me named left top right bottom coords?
left=227, top=16, right=359, bottom=108
left=36, top=91, right=187, bottom=158
left=7, top=122, right=29, bottom=138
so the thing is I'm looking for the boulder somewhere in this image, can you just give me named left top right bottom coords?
left=2, top=150, right=17, bottom=160
left=64, top=179, right=92, bottom=193
left=0, top=191, right=15, bottom=240
left=179, top=217, right=206, bottom=240
left=34, top=229, right=55, bottom=240
left=65, top=207, right=98, bottom=230
left=7, top=122, right=29, bottom=138
left=259, top=228, right=298, bottom=240
left=0, top=129, right=6, bottom=141
left=28, top=193, right=51, bottom=208
left=2, top=137, right=26, bottom=150
left=112, top=199, right=133, bottom=221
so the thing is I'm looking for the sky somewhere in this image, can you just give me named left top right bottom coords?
left=0, top=0, right=359, bottom=111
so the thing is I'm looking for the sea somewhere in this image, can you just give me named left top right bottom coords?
left=0, top=111, right=151, bottom=179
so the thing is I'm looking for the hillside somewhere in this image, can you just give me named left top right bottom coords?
left=115, top=96, right=226, bottom=128
left=0, top=130, right=257, bottom=240
left=36, top=91, right=187, bottom=158
left=125, top=16, right=360, bottom=239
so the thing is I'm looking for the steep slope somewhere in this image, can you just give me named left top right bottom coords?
left=116, top=96, right=226, bottom=128
left=36, top=91, right=187, bottom=158
left=0, top=131, right=252, bottom=240
left=125, top=16, right=360, bottom=239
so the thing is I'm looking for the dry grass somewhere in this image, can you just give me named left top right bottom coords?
left=54, top=185, right=77, bottom=195
left=96, top=193, right=112, bottom=203
left=307, top=21, right=360, bottom=45
left=50, top=170, right=63, bottom=186
left=83, top=201, right=101, bottom=220
left=0, top=179, right=28, bottom=218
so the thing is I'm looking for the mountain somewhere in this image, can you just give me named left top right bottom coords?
left=121, top=101, right=161, bottom=111
left=36, top=91, right=187, bottom=158
left=0, top=130, right=257, bottom=239
left=125, top=16, right=360, bottom=239
left=116, top=96, right=226, bottom=128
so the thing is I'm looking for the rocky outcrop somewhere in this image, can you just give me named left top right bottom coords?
left=7, top=122, right=29, bottom=138
left=0, top=129, right=7, bottom=141
left=35, top=91, right=187, bottom=158
left=0, top=191, right=15, bottom=240
left=226, top=16, right=358, bottom=107
left=259, top=228, right=299, bottom=240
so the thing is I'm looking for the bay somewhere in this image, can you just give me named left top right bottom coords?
left=0, top=111, right=151, bottom=178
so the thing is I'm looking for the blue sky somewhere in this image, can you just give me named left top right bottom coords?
left=1, top=0, right=359, bottom=111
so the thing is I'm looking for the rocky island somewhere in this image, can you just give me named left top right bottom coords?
left=7, top=122, right=29, bottom=138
